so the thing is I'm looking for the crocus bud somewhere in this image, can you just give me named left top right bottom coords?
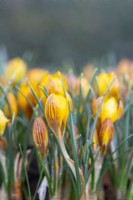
left=0, top=110, right=9, bottom=136
left=32, top=117, right=48, bottom=158
left=6, top=58, right=27, bottom=85
left=45, top=93, right=72, bottom=137
left=100, top=97, right=124, bottom=123
left=99, top=118, right=114, bottom=155
left=91, top=97, right=103, bottom=118
left=4, top=92, right=18, bottom=118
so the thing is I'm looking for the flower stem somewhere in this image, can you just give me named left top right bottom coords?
left=58, top=137, right=76, bottom=178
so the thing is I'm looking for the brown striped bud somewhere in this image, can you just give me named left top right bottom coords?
left=32, top=117, right=48, bottom=158
left=99, top=118, right=114, bottom=155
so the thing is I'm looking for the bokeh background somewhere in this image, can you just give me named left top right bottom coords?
left=0, top=0, right=133, bottom=69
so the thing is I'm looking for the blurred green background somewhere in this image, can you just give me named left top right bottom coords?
left=0, top=0, right=133, bottom=68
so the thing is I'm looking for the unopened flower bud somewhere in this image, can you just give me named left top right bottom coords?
left=32, top=117, right=48, bottom=158
left=91, top=97, right=103, bottom=118
left=99, top=118, right=114, bottom=155
left=45, top=94, right=72, bottom=137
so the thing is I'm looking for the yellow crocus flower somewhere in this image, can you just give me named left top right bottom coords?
left=0, top=110, right=9, bottom=136
left=100, top=97, right=124, bottom=123
left=6, top=58, right=27, bottom=84
left=45, top=93, right=72, bottom=137
left=40, top=71, right=68, bottom=104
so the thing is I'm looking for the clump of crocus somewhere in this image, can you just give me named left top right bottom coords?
left=94, top=72, right=121, bottom=100
left=0, top=109, right=9, bottom=136
left=4, top=92, right=18, bottom=118
left=32, top=117, right=48, bottom=158
left=6, top=58, right=27, bottom=85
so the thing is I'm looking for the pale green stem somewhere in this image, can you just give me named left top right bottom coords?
left=58, top=137, right=76, bottom=178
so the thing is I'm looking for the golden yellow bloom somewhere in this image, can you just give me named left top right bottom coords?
left=45, top=93, right=72, bottom=137
left=32, top=117, right=48, bottom=158
left=99, top=118, right=114, bottom=155
left=4, top=92, right=18, bottom=118
left=39, top=71, right=68, bottom=104
left=6, top=58, right=27, bottom=84
left=95, top=72, right=121, bottom=100
left=100, top=97, right=124, bottom=123
left=17, top=83, right=33, bottom=120
left=0, top=110, right=9, bottom=136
